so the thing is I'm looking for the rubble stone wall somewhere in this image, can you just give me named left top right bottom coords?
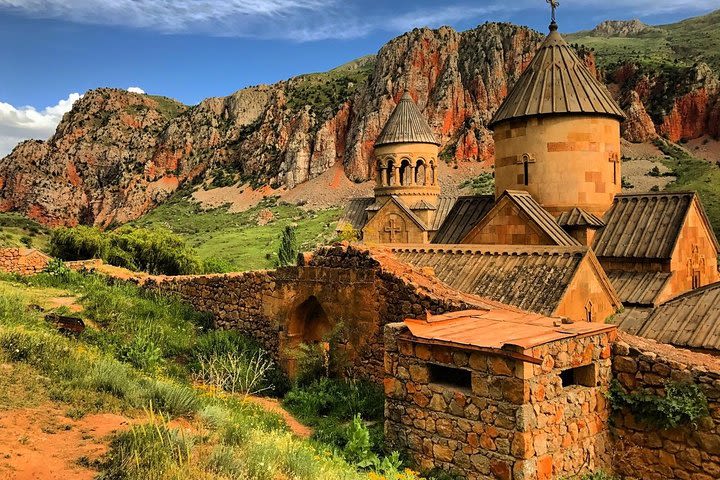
left=384, top=322, right=615, bottom=480
left=611, top=334, right=720, bottom=480
left=145, top=245, right=485, bottom=382
left=0, top=248, right=50, bottom=275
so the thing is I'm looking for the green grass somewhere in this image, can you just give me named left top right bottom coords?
left=286, top=56, right=375, bottom=116
left=0, top=212, right=50, bottom=250
left=146, top=95, right=188, bottom=121
left=567, top=9, right=720, bottom=70
left=0, top=270, right=423, bottom=479
left=131, top=195, right=342, bottom=271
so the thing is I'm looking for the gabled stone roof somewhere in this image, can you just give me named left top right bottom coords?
left=432, top=196, right=495, bottom=244
left=388, top=245, right=597, bottom=316
left=557, top=207, right=605, bottom=228
left=628, top=282, right=720, bottom=351
left=474, top=190, right=581, bottom=246
left=593, top=192, right=719, bottom=260
left=489, top=27, right=625, bottom=128
left=340, top=197, right=374, bottom=231
left=606, top=271, right=672, bottom=307
left=375, top=91, right=440, bottom=147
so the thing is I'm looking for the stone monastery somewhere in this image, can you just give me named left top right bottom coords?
left=343, top=19, right=720, bottom=328
left=5, top=11, right=720, bottom=480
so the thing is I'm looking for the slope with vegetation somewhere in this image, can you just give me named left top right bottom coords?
left=0, top=265, right=424, bottom=479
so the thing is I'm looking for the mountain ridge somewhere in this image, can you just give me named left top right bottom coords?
left=1, top=11, right=719, bottom=227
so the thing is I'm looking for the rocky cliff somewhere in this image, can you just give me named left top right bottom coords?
left=1, top=20, right=718, bottom=227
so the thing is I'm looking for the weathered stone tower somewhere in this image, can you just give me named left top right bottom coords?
left=371, top=90, right=441, bottom=226
left=489, top=19, right=626, bottom=218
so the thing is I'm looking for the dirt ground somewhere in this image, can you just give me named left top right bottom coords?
left=0, top=405, right=132, bottom=480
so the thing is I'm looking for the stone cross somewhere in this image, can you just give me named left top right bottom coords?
left=384, top=216, right=402, bottom=243
left=547, top=0, right=560, bottom=26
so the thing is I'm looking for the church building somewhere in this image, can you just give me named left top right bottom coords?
left=342, top=13, right=720, bottom=325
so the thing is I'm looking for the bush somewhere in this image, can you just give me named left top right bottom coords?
left=284, top=378, right=385, bottom=425
left=277, top=225, right=298, bottom=267
left=609, top=379, right=710, bottom=429
left=145, top=381, right=200, bottom=417
left=100, top=419, right=193, bottom=480
left=49, top=226, right=202, bottom=275
left=194, top=351, right=275, bottom=396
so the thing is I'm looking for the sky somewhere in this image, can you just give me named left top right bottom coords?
left=1, top=0, right=718, bottom=156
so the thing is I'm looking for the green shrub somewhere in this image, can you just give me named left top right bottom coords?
left=609, top=379, right=710, bottom=429
left=100, top=420, right=193, bottom=479
left=145, top=381, right=200, bottom=417
left=277, top=225, right=298, bottom=267
left=284, top=378, right=385, bottom=425
left=85, top=358, right=140, bottom=401
left=194, top=351, right=275, bottom=396
left=49, top=226, right=203, bottom=275
left=50, top=226, right=110, bottom=260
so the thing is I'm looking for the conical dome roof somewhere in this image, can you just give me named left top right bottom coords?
left=375, top=91, right=440, bottom=147
left=489, top=27, right=625, bottom=128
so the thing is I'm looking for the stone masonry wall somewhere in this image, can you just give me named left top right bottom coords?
left=144, top=245, right=489, bottom=382
left=611, top=334, right=720, bottom=480
left=384, top=323, right=615, bottom=480
left=0, top=248, right=50, bottom=275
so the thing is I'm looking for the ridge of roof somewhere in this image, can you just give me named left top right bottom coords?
left=557, top=207, right=605, bottom=228
left=494, top=190, right=582, bottom=246
left=375, top=90, right=440, bottom=147
left=388, top=244, right=589, bottom=256
left=489, top=28, right=625, bottom=128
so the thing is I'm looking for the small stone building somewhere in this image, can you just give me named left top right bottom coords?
left=384, top=309, right=616, bottom=479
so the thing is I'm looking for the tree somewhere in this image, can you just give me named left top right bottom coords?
left=277, top=225, right=298, bottom=267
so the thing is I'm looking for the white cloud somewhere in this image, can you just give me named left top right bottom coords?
left=128, top=87, right=146, bottom=94
left=0, top=0, right=716, bottom=40
left=0, top=93, right=82, bottom=157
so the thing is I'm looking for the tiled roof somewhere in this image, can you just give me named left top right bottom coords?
left=342, top=196, right=459, bottom=234
left=489, top=28, right=625, bottom=128
left=593, top=192, right=714, bottom=260
left=340, top=197, right=374, bottom=231
left=488, top=191, right=581, bottom=246
left=606, top=271, right=671, bottom=306
left=432, top=196, right=495, bottom=244
left=410, top=200, right=437, bottom=211
left=389, top=245, right=590, bottom=316
left=375, top=91, right=440, bottom=147
left=557, top=208, right=605, bottom=228
left=632, top=282, right=720, bottom=351
left=404, top=309, right=615, bottom=355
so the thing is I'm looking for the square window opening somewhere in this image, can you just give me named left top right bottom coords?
left=560, top=364, right=597, bottom=388
left=428, top=363, right=472, bottom=391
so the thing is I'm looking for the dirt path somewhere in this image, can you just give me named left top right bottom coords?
left=0, top=405, right=132, bottom=480
left=246, top=396, right=313, bottom=438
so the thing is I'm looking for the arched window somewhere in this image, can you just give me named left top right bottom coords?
left=386, top=160, right=395, bottom=186
left=415, top=160, right=426, bottom=185
left=399, top=159, right=412, bottom=186
left=429, top=160, right=436, bottom=186
left=522, top=153, right=534, bottom=186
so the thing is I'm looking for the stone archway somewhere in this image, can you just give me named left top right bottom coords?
left=284, top=296, right=332, bottom=377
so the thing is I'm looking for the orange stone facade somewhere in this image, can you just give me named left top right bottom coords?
left=363, top=199, right=430, bottom=245
left=461, top=198, right=557, bottom=246
left=493, top=115, right=621, bottom=218
left=553, top=255, right=619, bottom=323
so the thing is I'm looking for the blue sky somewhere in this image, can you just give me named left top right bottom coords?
left=0, top=0, right=718, bottom=155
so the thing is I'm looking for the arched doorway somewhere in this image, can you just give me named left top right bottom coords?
left=285, top=296, right=332, bottom=377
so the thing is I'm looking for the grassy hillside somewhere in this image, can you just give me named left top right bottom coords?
left=566, top=9, right=720, bottom=69
left=0, top=269, right=419, bottom=479
left=0, top=213, right=50, bottom=251
left=131, top=194, right=342, bottom=272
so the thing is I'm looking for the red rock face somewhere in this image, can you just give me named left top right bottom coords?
left=659, top=88, right=712, bottom=142
left=2, top=22, right=717, bottom=227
